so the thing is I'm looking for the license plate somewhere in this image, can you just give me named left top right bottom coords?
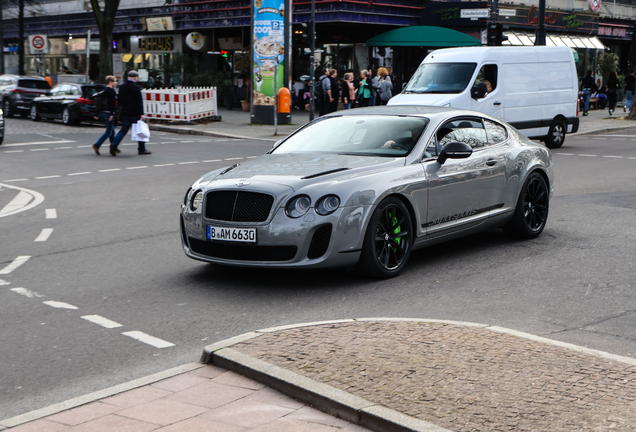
left=207, top=226, right=257, bottom=243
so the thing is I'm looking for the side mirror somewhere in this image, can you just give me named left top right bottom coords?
left=437, top=142, right=473, bottom=165
left=471, top=82, right=487, bottom=100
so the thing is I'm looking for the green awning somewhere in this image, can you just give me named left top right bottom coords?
left=367, top=26, right=481, bottom=48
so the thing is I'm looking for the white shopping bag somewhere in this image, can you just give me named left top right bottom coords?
left=131, top=120, right=150, bottom=142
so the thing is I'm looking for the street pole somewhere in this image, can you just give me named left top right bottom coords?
left=309, top=0, right=315, bottom=121
left=86, top=30, right=91, bottom=82
left=18, top=0, right=24, bottom=75
left=274, top=57, right=278, bottom=135
left=0, top=0, right=5, bottom=75
left=535, top=0, right=546, bottom=46
left=490, top=0, right=498, bottom=29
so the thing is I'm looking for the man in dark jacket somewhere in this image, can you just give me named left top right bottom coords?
left=92, top=75, right=118, bottom=155
left=580, top=70, right=597, bottom=116
left=110, top=70, right=151, bottom=156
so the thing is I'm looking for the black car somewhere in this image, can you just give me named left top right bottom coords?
left=30, top=83, right=105, bottom=125
left=0, top=75, right=51, bottom=118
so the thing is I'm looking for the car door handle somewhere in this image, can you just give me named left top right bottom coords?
left=493, top=101, right=501, bottom=106
left=486, top=159, right=497, bottom=166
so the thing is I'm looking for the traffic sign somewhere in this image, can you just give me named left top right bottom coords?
left=28, top=35, right=50, bottom=55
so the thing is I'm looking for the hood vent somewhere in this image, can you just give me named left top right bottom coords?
left=220, top=164, right=239, bottom=175
left=301, top=167, right=350, bottom=180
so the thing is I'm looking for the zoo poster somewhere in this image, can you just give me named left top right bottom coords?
left=252, top=0, right=288, bottom=108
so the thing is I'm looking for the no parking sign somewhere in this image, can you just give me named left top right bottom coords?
left=28, top=35, right=50, bottom=55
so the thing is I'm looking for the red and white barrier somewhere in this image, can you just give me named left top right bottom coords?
left=142, top=87, right=218, bottom=121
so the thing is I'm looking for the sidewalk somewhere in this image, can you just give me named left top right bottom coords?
left=4, top=318, right=636, bottom=432
left=147, top=105, right=635, bottom=142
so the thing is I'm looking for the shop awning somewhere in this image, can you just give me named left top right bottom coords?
left=366, top=26, right=481, bottom=47
left=502, top=31, right=606, bottom=50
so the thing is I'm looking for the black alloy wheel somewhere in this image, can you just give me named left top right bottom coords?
left=3, top=99, right=13, bottom=118
left=545, top=119, right=565, bottom=149
left=62, top=108, right=72, bottom=125
left=503, top=172, right=549, bottom=239
left=358, top=197, right=413, bottom=278
left=30, top=104, right=40, bottom=121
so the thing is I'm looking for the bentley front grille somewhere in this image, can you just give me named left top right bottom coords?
left=205, top=191, right=274, bottom=222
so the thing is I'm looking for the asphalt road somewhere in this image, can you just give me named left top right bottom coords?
left=1, top=118, right=635, bottom=420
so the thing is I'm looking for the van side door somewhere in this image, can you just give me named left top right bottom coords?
left=471, top=63, right=504, bottom=119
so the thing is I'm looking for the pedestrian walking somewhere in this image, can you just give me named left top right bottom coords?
left=368, top=69, right=377, bottom=106
left=319, top=68, right=331, bottom=116
left=607, top=71, right=620, bottom=116
left=358, top=70, right=372, bottom=107
left=624, top=69, right=635, bottom=113
left=328, top=69, right=339, bottom=113
left=580, top=70, right=597, bottom=116
left=92, top=75, right=118, bottom=156
left=341, top=73, right=355, bottom=109
left=110, top=70, right=152, bottom=156
left=376, top=67, right=393, bottom=105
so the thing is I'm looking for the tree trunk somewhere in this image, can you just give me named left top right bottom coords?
left=91, top=0, right=121, bottom=83
left=626, top=104, right=636, bottom=120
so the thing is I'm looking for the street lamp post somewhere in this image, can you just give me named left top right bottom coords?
left=309, top=0, right=315, bottom=121
left=535, top=0, right=547, bottom=45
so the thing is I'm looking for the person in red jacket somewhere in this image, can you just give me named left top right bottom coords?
left=110, top=70, right=151, bottom=156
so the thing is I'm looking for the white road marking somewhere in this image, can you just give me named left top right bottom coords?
left=3, top=179, right=28, bottom=182
left=46, top=208, right=57, bottom=219
left=43, top=300, right=78, bottom=310
left=98, top=168, right=121, bottom=172
left=579, top=154, right=597, bottom=157
left=246, top=156, right=258, bottom=158
left=76, top=145, right=92, bottom=148
left=0, top=191, right=33, bottom=217
left=224, top=157, right=243, bottom=160
left=2, top=140, right=75, bottom=147
left=611, top=138, right=626, bottom=141
left=629, top=157, right=636, bottom=160
left=54, top=147, right=73, bottom=150
left=0, top=184, right=45, bottom=218
left=126, top=166, right=148, bottom=170
left=179, top=140, right=195, bottom=143
left=0, top=279, right=9, bottom=286
left=592, top=138, right=606, bottom=140
left=35, top=175, right=61, bottom=179
left=11, top=287, right=45, bottom=298
left=160, top=141, right=176, bottom=144
left=153, top=163, right=174, bottom=167
left=34, top=228, right=53, bottom=242
left=68, top=172, right=92, bottom=176
left=4, top=150, right=24, bottom=153
left=556, top=153, right=574, bottom=156
left=82, top=315, right=123, bottom=329
left=30, top=148, right=49, bottom=152
left=604, top=134, right=636, bottom=137
left=202, top=159, right=221, bottom=163
left=602, top=155, right=623, bottom=159
left=178, top=161, right=199, bottom=165
left=122, top=331, right=175, bottom=348
left=0, top=256, right=31, bottom=275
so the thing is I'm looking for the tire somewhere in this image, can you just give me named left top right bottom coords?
left=62, top=108, right=72, bottom=125
left=357, top=197, right=413, bottom=279
left=30, top=104, right=40, bottom=121
left=3, top=99, right=13, bottom=118
left=544, top=119, right=565, bottom=149
left=503, top=172, right=549, bottom=239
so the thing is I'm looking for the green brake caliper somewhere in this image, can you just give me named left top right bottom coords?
left=389, top=212, right=401, bottom=251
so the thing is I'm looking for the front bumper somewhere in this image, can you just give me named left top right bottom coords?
left=180, top=204, right=374, bottom=269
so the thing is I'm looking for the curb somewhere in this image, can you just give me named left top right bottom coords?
left=201, top=317, right=636, bottom=432
left=148, top=124, right=279, bottom=142
left=0, top=363, right=202, bottom=430
left=571, top=124, right=632, bottom=136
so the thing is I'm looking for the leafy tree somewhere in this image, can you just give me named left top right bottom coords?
left=90, top=0, right=121, bottom=82
left=597, top=52, right=619, bottom=82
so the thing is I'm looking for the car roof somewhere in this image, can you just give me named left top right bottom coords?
left=0, top=74, right=47, bottom=81
left=322, top=105, right=491, bottom=121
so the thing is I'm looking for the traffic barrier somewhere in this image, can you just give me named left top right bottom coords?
left=142, top=87, right=218, bottom=121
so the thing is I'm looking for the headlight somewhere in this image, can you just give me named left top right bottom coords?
left=190, top=190, right=203, bottom=211
left=0, top=108, right=4, bottom=116
left=286, top=195, right=311, bottom=218
left=315, top=195, right=340, bottom=216
left=183, top=188, right=192, bottom=206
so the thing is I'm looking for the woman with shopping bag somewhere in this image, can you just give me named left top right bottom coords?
left=110, top=70, right=152, bottom=156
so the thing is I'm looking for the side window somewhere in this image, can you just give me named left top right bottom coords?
left=70, top=86, right=81, bottom=96
left=50, top=85, right=64, bottom=96
left=425, top=135, right=437, bottom=157
left=484, top=120, right=508, bottom=144
left=438, top=119, right=488, bottom=150
left=475, top=64, right=498, bottom=95
left=59, top=84, right=72, bottom=95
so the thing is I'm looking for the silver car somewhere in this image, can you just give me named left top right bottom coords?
left=180, top=106, right=553, bottom=278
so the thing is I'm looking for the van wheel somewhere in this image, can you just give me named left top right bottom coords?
left=545, top=119, right=565, bottom=149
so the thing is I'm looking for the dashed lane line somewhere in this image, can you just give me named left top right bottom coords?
left=35, top=175, right=61, bottom=179
left=81, top=315, right=123, bottom=329
left=122, top=331, right=175, bottom=349
left=3, top=179, right=28, bottom=182
left=43, top=300, right=79, bottom=310
left=2, top=140, right=75, bottom=147
left=556, top=153, right=574, bottom=155
left=126, top=166, right=148, bottom=170
left=98, top=168, right=121, bottom=172
left=11, top=287, right=45, bottom=298
left=153, top=163, right=175, bottom=167
left=0, top=279, right=9, bottom=286
left=68, top=172, right=92, bottom=176
left=224, top=157, right=243, bottom=161
left=34, top=228, right=53, bottom=242
left=0, top=256, right=31, bottom=275
left=46, top=209, right=57, bottom=219
left=178, top=161, right=199, bottom=165
left=4, top=150, right=24, bottom=153
left=30, top=148, right=49, bottom=152
left=202, top=159, right=221, bottom=162
left=602, top=155, right=623, bottom=158
left=579, top=154, right=598, bottom=157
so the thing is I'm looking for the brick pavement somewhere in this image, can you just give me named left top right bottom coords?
left=233, top=321, right=636, bottom=432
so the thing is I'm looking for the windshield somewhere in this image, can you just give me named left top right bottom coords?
left=18, top=79, right=50, bottom=90
left=272, top=115, right=429, bottom=157
left=404, top=63, right=477, bottom=94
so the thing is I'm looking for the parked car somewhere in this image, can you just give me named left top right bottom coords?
left=30, top=83, right=105, bottom=125
left=180, top=105, right=554, bottom=279
left=389, top=46, right=579, bottom=149
left=0, top=75, right=51, bottom=118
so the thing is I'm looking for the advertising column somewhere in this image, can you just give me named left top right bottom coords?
left=251, top=0, right=290, bottom=124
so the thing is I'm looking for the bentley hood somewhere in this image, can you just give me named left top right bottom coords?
left=201, top=153, right=404, bottom=191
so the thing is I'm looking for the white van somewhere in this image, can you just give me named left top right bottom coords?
left=388, top=46, right=579, bottom=148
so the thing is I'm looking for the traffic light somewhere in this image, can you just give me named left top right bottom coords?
left=487, top=23, right=507, bottom=46
left=220, top=50, right=229, bottom=58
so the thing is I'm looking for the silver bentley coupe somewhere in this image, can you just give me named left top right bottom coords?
left=180, top=106, right=553, bottom=278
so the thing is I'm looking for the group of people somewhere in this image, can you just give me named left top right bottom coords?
left=580, top=69, right=636, bottom=116
left=92, top=70, right=152, bottom=157
left=292, top=67, right=394, bottom=115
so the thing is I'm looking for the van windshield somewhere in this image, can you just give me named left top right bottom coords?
left=404, top=63, right=477, bottom=94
